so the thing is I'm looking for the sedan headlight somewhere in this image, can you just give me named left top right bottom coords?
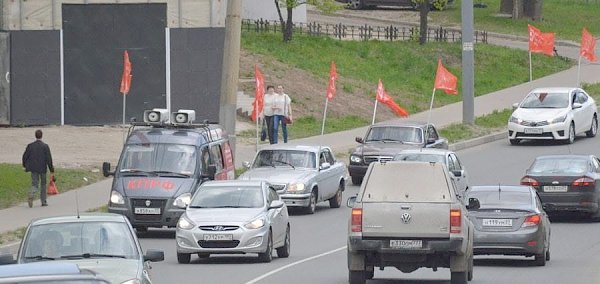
left=177, top=214, right=195, bottom=230
left=350, top=155, right=363, bottom=164
left=549, top=114, right=567, bottom=124
left=173, top=193, right=192, bottom=208
left=287, top=183, right=305, bottom=193
left=120, top=279, right=141, bottom=284
left=509, top=116, right=521, bottom=124
left=244, top=218, right=265, bottom=230
left=110, top=190, right=125, bottom=205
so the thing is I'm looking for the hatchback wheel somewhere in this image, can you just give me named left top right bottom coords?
left=276, top=226, right=291, bottom=258
left=533, top=249, right=547, bottom=266
left=509, top=138, right=520, bottom=145
left=329, top=183, right=344, bottom=208
left=349, top=270, right=366, bottom=284
left=304, top=191, right=317, bottom=214
left=564, top=122, right=575, bottom=144
left=177, top=252, right=191, bottom=264
left=586, top=115, right=597, bottom=137
left=258, top=230, right=273, bottom=263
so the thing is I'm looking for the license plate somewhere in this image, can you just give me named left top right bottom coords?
left=390, top=240, right=422, bottom=249
left=134, top=207, right=161, bottom=215
left=203, top=234, right=233, bottom=241
left=544, top=186, right=568, bottom=192
left=524, top=128, right=543, bottom=134
left=482, top=219, right=513, bottom=227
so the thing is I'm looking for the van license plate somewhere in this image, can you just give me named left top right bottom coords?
left=524, top=128, right=543, bottom=134
left=390, top=240, right=422, bottom=249
left=204, top=234, right=233, bottom=241
left=134, top=207, right=161, bottom=215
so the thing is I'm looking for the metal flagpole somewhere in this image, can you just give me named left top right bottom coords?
left=122, top=93, right=126, bottom=125
left=321, top=97, right=329, bottom=136
left=255, top=103, right=259, bottom=153
left=425, top=88, right=436, bottom=145
left=529, top=51, right=533, bottom=82
left=577, top=56, right=582, bottom=87
left=371, top=99, right=378, bottom=125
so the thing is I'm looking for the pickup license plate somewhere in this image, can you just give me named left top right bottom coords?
left=203, top=234, right=233, bottom=241
left=544, top=186, right=568, bottom=192
left=134, top=207, right=161, bottom=215
left=482, top=219, right=513, bottom=227
left=390, top=240, right=422, bottom=249
left=524, top=128, right=543, bottom=134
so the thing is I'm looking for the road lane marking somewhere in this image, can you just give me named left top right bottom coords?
left=245, top=246, right=347, bottom=284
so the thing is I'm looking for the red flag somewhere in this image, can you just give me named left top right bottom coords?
left=119, top=50, right=132, bottom=95
left=376, top=79, right=409, bottom=117
left=581, top=28, right=598, bottom=62
left=251, top=65, right=265, bottom=122
left=326, top=61, right=338, bottom=101
left=528, top=24, right=555, bottom=56
left=434, top=59, right=458, bottom=95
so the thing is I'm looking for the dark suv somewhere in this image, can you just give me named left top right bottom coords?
left=348, top=121, right=448, bottom=185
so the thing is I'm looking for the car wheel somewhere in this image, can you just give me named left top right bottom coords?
left=304, top=190, right=317, bottom=214
left=177, top=252, right=191, bottom=264
left=586, top=115, right=597, bottom=137
left=545, top=248, right=550, bottom=261
left=329, top=183, right=344, bottom=208
left=509, top=138, right=520, bottom=145
left=533, top=249, right=547, bottom=266
left=197, top=253, right=210, bottom=258
left=351, top=176, right=363, bottom=186
left=467, top=253, right=474, bottom=281
left=565, top=122, right=575, bottom=144
left=258, top=230, right=273, bottom=263
left=366, top=267, right=374, bottom=280
left=349, top=0, right=364, bottom=9
left=276, top=226, right=291, bottom=258
left=450, top=271, right=468, bottom=284
left=349, top=270, right=366, bottom=284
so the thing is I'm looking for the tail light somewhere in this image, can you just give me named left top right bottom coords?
left=520, top=176, right=540, bottom=187
left=572, top=177, right=595, bottom=187
left=522, top=214, right=541, bottom=227
left=450, top=209, right=461, bottom=233
left=351, top=208, right=363, bottom=233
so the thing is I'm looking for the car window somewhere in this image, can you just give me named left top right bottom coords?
left=466, top=190, right=533, bottom=210
left=321, top=149, right=335, bottom=164
left=449, top=154, right=462, bottom=171
left=393, top=153, right=445, bottom=163
left=253, top=150, right=315, bottom=168
left=268, top=188, right=279, bottom=204
left=365, top=126, right=423, bottom=144
left=520, top=92, right=569, bottom=109
left=447, top=155, right=457, bottom=171
left=529, top=157, right=589, bottom=175
left=209, top=144, right=224, bottom=172
left=427, top=125, right=439, bottom=140
left=593, top=157, right=600, bottom=172
left=190, top=186, right=264, bottom=208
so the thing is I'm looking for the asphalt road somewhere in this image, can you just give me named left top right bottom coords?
left=140, top=134, right=600, bottom=284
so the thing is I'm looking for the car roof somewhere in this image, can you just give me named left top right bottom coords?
left=529, top=87, right=580, bottom=94
left=29, top=213, right=128, bottom=226
left=371, top=120, right=429, bottom=128
left=470, top=185, right=534, bottom=193
left=258, top=144, right=330, bottom=152
left=396, top=148, right=454, bottom=156
left=534, top=154, right=591, bottom=160
left=201, top=180, right=265, bottom=188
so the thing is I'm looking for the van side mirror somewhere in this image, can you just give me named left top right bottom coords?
left=355, top=137, right=364, bottom=144
left=102, top=162, right=114, bottom=177
left=466, top=198, right=480, bottom=210
left=202, top=165, right=217, bottom=180
left=347, top=196, right=357, bottom=208
left=143, top=249, right=164, bottom=262
left=427, top=137, right=436, bottom=145
left=512, top=103, right=519, bottom=110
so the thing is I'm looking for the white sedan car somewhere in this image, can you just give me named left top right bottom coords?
left=508, top=87, right=598, bottom=145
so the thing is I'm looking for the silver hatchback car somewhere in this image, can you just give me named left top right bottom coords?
left=176, top=180, right=291, bottom=263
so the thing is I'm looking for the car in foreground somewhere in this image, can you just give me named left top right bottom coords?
left=176, top=180, right=291, bottom=264
left=348, top=120, right=448, bottom=185
left=521, top=154, right=600, bottom=219
left=0, top=213, right=164, bottom=284
left=466, top=186, right=551, bottom=266
left=238, top=144, right=347, bottom=214
left=393, top=148, right=470, bottom=195
left=0, top=262, right=110, bottom=284
left=508, top=87, right=597, bottom=145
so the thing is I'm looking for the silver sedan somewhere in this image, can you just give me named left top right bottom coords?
left=176, top=180, right=291, bottom=263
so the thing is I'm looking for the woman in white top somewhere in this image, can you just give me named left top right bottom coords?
left=272, top=85, right=292, bottom=143
left=262, top=86, right=276, bottom=144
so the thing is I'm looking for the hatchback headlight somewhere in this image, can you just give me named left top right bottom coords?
left=350, top=155, right=362, bottom=163
left=110, top=191, right=125, bottom=205
left=244, top=218, right=265, bottom=229
left=549, top=114, right=567, bottom=124
left=173, top=193, right=192, bottom=208
left=177, top=214, right=195, bottom=230
left=509, top=116, right=521, bottom=124
left=287, top=183, right=305, bottom=193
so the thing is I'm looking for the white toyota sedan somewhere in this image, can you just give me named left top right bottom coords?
left=508, top=87, right=598, bottom=145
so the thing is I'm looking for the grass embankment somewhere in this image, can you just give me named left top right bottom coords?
left=0, top=164, right=104, bottom=209
left=439, top=109, right=512, bottom=143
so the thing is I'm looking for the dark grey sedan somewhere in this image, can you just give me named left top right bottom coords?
left=466, top=186, right=551, bottom=266
left=520, top=154, right=600, bottom=218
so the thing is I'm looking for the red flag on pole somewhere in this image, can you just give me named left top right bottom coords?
left=326, top=61, right=338, bottom=101
left=119, top=50, right=132, bottom=95
left=434, top=59, right=458, bottom=95
left=528, top=24, right=555, bottom=56
left=376, top=79, right=409, bottom=117
left=581, top=28, right=598, bottom=62
left=251, top=65, right=265, bottom=122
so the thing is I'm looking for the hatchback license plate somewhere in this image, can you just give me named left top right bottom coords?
left=524, top=128, right=543, bottom=134
left=482, top=219, right=513, bottom=227
left=390, top=240, right=422, bottom=249
left=203, top=234, right=233, bottom=241
left=134, top=207, right=161, bottom=215
left=544, top=186, right=568, bottom=192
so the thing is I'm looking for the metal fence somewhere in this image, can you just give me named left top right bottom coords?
left=242, top=19, right=488, bottom=44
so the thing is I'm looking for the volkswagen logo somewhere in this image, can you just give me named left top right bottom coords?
left=401, top=213, right=412, bottom=224
left=145, top=200, right=152, bottom=207
left=212, top=226, right=225, bottom=231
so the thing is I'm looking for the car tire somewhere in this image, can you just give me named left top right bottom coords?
left=258, top=230, right=273, bottom=263
left=545, top=248, right=550, bottom=261
left=304, top=190, right=317, bottom=214
left=564, top=122, right=575, bottom=144
left=509, top=139, right=520, bottom=145
left=329, top=183, right=344, bottom=208
left=349, top=0, right=364, bottom=10
left=276, top=226, right=291, bottom=258
left=467, top=253, right=474, bottom=281
left=177, top=252, right=191, bottom=264
left=351, top=176, right=363, bottom=186
left=450, top=271, right=468, bottom=284
left=366, top=267, right=374, bottom=280
left=197, top=253, right=210, bottom=258
left=533, top=250, right=547, bottom=266
left=586, top=115, right=597, bottom=137
left=349, top=270, right=366, bottom=284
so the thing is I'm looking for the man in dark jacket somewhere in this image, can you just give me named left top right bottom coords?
left=22, top=130, right=54, bottom=208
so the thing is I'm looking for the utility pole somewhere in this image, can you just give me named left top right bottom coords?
left=461, top=0, right=475, bottom=125
left=219, top=0, right=242, bottom=154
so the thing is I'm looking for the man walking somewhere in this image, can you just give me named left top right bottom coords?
left=22, top=129, right=54, bottom=208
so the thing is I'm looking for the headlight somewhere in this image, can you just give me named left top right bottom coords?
left=244, top=218, right=265, bottom=229
left=177, top=214, right=195, bottom=230
left=350, top=155, right=362, bottom=163
left=549, top=114, right=567, bottom=124
left=509, top=116, right=521, bottom=124
left=173, top=193, right=192, bottom=208
left=120, top=279, right=141, bottom=284
left=110, top=191, right=125, bottom=205
left=287, top=183, right=305, bottom=193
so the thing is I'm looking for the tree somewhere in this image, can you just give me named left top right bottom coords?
left=274, top=0, right=340, bottom=42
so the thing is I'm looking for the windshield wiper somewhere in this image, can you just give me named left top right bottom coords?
left=153, top=171, right=191, bottom=178
left=60, top=253, right=126, bottom=259
left=24, top=255, right=56, bottom=261
left=273, top=160, right=295, bottom=169
left=119, top=169, right=155, bottom=176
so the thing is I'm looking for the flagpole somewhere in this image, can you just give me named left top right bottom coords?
left=529, top=51, right=533, bottom=82
left=371, top=100, right=378, bottom=125
left=321, top=97, right=329, bottom=136
left=122, top=93, right=126, bottom=125
left=577, top=55, right=582, bottom=87
left=425, top=88, right=436, bottom=145
left=255, top=103, right=259, bottom=153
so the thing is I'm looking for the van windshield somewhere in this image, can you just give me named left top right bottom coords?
left=119, top=144, right=197, bottom=176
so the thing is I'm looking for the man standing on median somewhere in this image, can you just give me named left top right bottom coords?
left=22, top=129, right=54, bottom=208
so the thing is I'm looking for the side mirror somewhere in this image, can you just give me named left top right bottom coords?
left=466, top=197, right=480, bottom=210
left=355, top=137, right=364, bottom=144
left=144, top=249, right=164, bottom=262
left=452, top=170, right=463, bottom=178
left=242, top=161, right=251, bottom=168
left=347, top=196, right=357, bottom=208
left=427, top=137, right=436, bottom=145
left=0, top=254, right=15, bottom=265
left=573, top=102, right=583, bottom=109
left=102, top=162, right=114, bottom=177
left=512, top=102, right=519, bottom=110
left=202, top=165, right=217, bottom=180
left=320, top=162, right=331, bottom=170
left=269, top=200, right=285, bottom=209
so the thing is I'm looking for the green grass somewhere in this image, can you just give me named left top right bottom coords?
left=439, top=108, right=512, bottom=143
left=0, top=164, right=105, bottom=209
left=583, top=82, right=600, bottom=100
left=431, top=0, right=600, bottom=41
left=238, top=115, right=369, bottom=140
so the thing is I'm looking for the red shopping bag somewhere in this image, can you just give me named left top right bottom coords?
left=47, top=175, right=59, bottom=195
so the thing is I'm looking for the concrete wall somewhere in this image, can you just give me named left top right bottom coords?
left=243, top=0, right=306, bottom=23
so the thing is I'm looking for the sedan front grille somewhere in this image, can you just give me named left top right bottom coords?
left=131, top=199, right=166, bottom=221
left=198, top=225, right=239, bottom=231
left=364, top=155, right=394, bottom=164
left=198, top=240, right=240, bottom=248
left=519, top=120, right=549, bottom=127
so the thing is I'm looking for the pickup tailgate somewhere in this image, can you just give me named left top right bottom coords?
left=362, top=202, right=451, bottom=238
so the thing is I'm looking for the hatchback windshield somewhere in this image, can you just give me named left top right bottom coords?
left=519, top=92, right=569, bottom=109
left=190, top=186, right=264, bottom=208
left=366, top=126, right=423, bottom=144
left=22, top=222, right=138, bottom=262
left=119, top=144, right=197, bottom=176
left=529, top=157, right=589, bottom=175
left=394, top=153, right=445, bottom=163
left=467, top=190, right=532, bottom=210
left=253, top=150, right=316, bottom=168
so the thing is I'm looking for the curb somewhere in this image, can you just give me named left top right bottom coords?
left=449, top=130, right=507, bottom=152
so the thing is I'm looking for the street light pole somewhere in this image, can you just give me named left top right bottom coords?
left=461, top=0, right=475, bottom=125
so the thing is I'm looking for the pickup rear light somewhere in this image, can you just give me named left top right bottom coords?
left=572, top=177, right=595, bottom=187
left=351, top=208, right=363, bottom=233
left=522, top=214, right=541, bottom=227
left=520, top=176, right=540, bottom=187
left=450, top=209, right=461, bottom=234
